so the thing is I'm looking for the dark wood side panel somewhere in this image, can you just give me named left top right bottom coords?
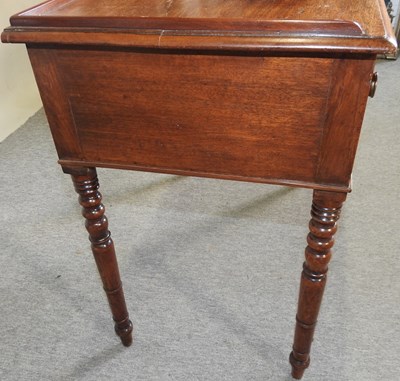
left=52, top=48, right=334, bottom=184
left=316, top=56, right=376, bottom=185
left=28, top=47, right=83, bottom=159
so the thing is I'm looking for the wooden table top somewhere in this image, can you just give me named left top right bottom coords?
left=3, top=0, right=396, bottom=54
left=10, top=0, right=391, bottom=34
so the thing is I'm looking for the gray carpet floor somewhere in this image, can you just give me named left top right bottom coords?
left=1, top=58, right=399, bottom=381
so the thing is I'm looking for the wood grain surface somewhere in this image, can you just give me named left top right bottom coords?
left=59, top=50, right=331, bottom=182
left=13, top=0, right=390, bottom=37
left=3, top=0, right=396, bottom=54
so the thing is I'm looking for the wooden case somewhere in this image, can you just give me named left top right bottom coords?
left=1, top=1, right=397, bottom=379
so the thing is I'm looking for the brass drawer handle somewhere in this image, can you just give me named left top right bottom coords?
left=369, top=72, right=378, bottom=98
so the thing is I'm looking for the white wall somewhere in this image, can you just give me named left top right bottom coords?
left=0, top=1, right=42, bottom=142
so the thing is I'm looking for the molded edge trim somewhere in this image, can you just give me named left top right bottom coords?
left=58, top=159, right=352, bottom=193
left=1, top=27, right=397, bottom=54
left=9, top=16, right=365, bottom=37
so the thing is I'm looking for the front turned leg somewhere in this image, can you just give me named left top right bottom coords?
left=63, top=166, right=133, bottom=346
left=290, top=190, right=347, bottom=379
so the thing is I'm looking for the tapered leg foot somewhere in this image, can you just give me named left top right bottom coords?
left=115, top=318, right=133, bottom=347
left=289, top=351, right=309, bottom=379
left=290, top=190, right=347, bottom=379
left=64, top=166, right=133, bottom=346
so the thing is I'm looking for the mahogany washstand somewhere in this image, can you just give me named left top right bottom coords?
left=2, top=0, right=396, bottom=378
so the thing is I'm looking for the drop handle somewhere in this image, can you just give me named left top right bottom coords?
left=369, top=72, right=378, bottom=98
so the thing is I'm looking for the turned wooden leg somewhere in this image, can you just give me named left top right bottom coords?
left=63, top=166, right=133, bottom=346
left=290, top=190, right=347, bottom=379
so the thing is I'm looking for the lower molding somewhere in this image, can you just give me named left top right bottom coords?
left=58, top=159, right=352, bottom=193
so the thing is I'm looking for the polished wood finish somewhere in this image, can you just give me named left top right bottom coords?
left=290, top=190, right=346, bottom=379
left=66, top=166, right=133, bottom=346
left=2, top=0, right=396, bottom=379
left=6, top=0, right=393, bottom=39
left=25, top=46, right=377, bottom=192
left=3, top=0, right=396, bottom=53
